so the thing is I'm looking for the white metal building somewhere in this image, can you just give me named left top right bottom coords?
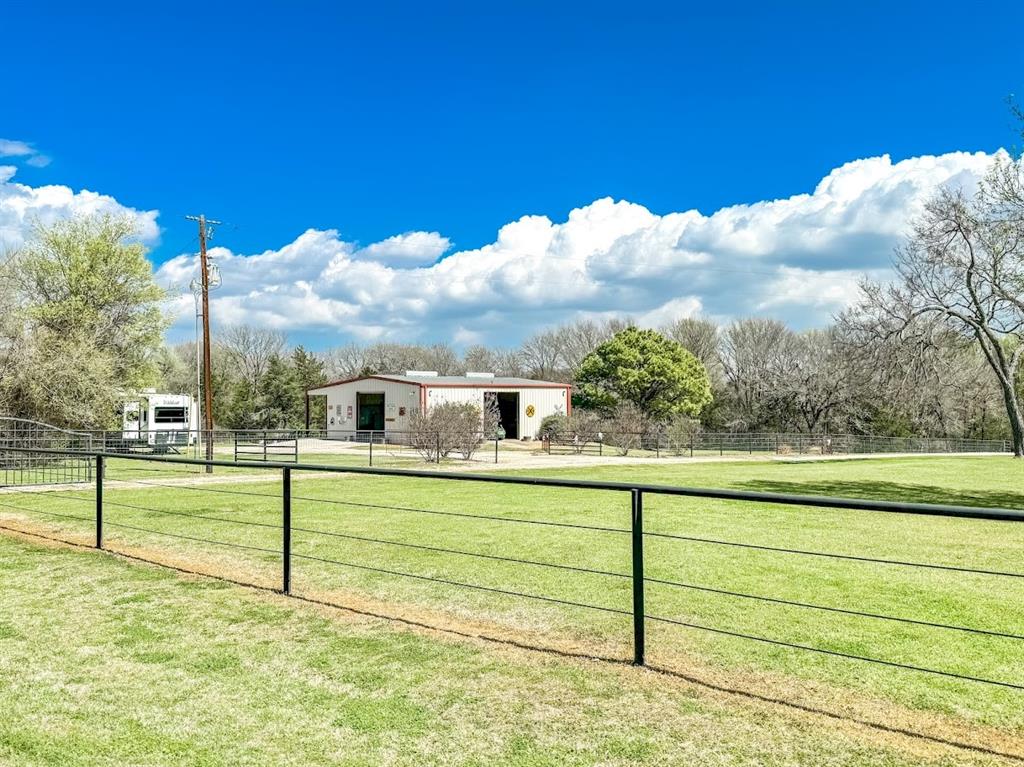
left=307, top=372, right=571, bottom=439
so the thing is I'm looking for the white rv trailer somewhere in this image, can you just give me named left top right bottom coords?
left=122, top=392, right=198, bottom=450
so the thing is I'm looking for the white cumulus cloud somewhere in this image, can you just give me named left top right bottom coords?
left=0, top=148, right=1002, bottom=348
left=156, top=149, right=996, bottom=345
left=0, top=165, right=159, bottom=251
left=354, top=230, right=450, bottom=266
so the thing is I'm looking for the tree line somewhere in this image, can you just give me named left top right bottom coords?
left=147, top=309, right=1011, bottom=445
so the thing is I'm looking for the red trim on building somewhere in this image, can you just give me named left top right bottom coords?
left=309, top=375, right=569, bottom=395
left=419, top=383, right=567, bottom=390
left=308, top=374, right=425, bottom=392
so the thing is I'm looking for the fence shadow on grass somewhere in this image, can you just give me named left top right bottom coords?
left=736, top=479, right=1024, bottom=511
left=645, top=663, right=1024, bottom=764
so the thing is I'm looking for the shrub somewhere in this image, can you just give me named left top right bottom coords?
left=664, top=415, right=702, bottom=455
left=538, top=413, right=567, bottom=440
left=602, top=403, right=648, bottom=456
left=409, top=402, right=484, bottom=461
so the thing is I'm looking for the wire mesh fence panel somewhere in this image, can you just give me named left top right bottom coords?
left=0, top=418, right=94, bottom=487
left=542, top=431, right=1012, bottom=459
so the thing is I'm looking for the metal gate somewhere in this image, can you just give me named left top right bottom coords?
left=233, top=430, right=298, bottom=463
left=0, top=418, right=94, bottom=486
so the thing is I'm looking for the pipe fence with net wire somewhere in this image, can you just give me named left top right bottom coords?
left=544, top=431, right=1012, bottom=457
left=1, top=444, right=1023, bottom=701
left=48, top=426, right=1015, bottom=469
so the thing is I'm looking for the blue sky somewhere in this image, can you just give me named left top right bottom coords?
left=2, top=1, right=1023, bottom=348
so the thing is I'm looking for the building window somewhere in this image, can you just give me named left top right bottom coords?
left=154, top=407, right=187, bottom=424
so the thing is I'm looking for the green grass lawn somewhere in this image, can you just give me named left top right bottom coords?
left=7, top=534, right=1013, bottom=767
left=1, top=455, right=1023, bottom=764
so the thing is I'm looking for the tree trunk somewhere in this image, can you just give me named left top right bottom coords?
left=996, top=378, right=1024, bottom=457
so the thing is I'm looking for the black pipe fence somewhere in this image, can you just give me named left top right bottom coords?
left=81, top=428, right=503, bottom=466
left=233, top=430, right=299, bottom=463
left=65, top=427, right=1013, bottom=467
left=545, top=430, right=1012, bottom=457
left=1, top=444, right=1023, bottom=698
left=0, top=418, right=94, bottom=486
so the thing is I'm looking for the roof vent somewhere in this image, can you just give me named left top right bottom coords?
left=406, top=370, right=438, bottom=377
left=466, top=372, right=495, bottom=379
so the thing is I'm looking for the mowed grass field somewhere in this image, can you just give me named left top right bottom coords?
left=1, top=454, right=1023, bottom=765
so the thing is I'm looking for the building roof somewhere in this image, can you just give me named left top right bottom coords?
left=308, top=373, right=569, bottom=393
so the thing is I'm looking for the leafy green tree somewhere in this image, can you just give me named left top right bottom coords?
left=575, top=327, right=712, bottom=420
left=1, top=215, right=166, bottom=427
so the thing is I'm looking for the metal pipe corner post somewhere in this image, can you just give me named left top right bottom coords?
left=630, top=488, right=645, bottom=666
left=95, top=454, right=104, bottom=549
left=282, top=466, right=291, bottom=595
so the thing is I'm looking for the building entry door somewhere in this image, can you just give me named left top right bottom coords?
left=492, top=391, right=519, bottom=439
left=357, top=392, right=385, bottom=431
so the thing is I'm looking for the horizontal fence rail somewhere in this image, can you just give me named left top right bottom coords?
left=545, top=431, right=1011, bottom=457
left=8, top=425, right=1004, bottom=475
left=1, top=445, right=1022, bottom=698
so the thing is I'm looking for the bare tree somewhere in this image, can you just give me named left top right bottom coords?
left=554, top=319, right=615, bottom=375
left=463, top=344, right=500, bottom=373
left=519, top=328, right=565, bottom=381
left=662, top=317, right=719, bottom=368
left=844, top=172, right=1024, bottom=456
left=218, top=325, right=287, bottom=394
left=322, top=343, right=366, bottom=379
left=779, top=328, right=854, bottom=433
left=719, top=318, right=795, bottom=431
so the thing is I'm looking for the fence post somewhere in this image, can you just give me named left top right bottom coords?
left=435, top=431, right=441, bottom=464
left=263, top=431, right=268, bottom=462
left=282, top=466, right=291, bottom=594
left=630, top=488, right=645, bottom=665
left=95, top=454, right=104, bottom=549
left=369, top=433, right=373, bottom=467
left=689, top=434, right=693, bottom=458
left=494, top=436, right=499, bottom=464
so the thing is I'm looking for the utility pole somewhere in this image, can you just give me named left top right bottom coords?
left=186, top=214, right=222, bottom=472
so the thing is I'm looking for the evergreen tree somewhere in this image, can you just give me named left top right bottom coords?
left=259, top=355, right=299, bottom=429
left=291, top=346, right=327, bottom=428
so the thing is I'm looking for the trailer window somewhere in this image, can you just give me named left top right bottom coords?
left=153, top=407, right=187, bottom=423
